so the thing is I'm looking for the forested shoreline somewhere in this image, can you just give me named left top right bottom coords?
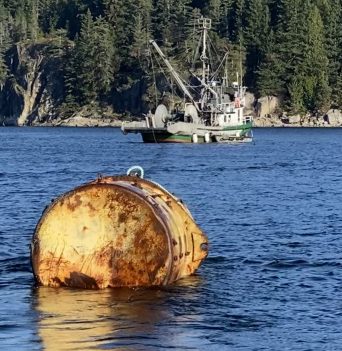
left=0, top=0, right=341, bottom=126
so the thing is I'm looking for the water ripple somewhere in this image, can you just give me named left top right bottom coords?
left=1, top=127, right=342, bottom=350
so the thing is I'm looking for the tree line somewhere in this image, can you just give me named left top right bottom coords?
left=0, top=0, right=341, bottom=115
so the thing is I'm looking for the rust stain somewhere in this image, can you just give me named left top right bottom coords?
left=66, top=194, right=82, bottom=212
left=87, top=202, right=96, bottom=212
left=118, top=213, right=127, bottom=223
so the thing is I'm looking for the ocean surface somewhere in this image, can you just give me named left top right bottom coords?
left=0, top=127, right=342, bottom=350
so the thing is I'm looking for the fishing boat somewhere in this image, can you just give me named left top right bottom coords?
left=121, top=17, right=253, bottom=143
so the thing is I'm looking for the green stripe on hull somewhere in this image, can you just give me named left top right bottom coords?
left=223, top=122, right=253, bottom=131
left=142, top=132, right=203, bottom=143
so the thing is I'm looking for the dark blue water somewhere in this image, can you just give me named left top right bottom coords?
left=1, top=127, right=342, bottom=350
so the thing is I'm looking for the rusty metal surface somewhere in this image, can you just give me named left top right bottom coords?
left=31, top=175, right=208, bottom=289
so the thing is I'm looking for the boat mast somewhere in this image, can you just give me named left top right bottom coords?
left=196, top=17, right=219, bottom=110
left=149, top=40, right=200, bottom=111
left=199, top=17, right=211, bottom=84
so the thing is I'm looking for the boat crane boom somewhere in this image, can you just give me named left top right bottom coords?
left=149, top=40, right=200, bottom=112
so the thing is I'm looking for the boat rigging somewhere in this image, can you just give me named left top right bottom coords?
left=121, top=17, right=253, bottom=143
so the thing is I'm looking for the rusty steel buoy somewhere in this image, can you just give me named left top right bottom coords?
left=31, top=170, right=208, bottom=289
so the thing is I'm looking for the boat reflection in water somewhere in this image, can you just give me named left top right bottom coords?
left=34, top=275, right=204, bottom=350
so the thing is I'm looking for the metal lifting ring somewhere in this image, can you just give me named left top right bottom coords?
left=127, top=165, right=144, bottom=179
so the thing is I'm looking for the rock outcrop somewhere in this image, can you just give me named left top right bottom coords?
left=41, top=106, right=123, bottom=127
left=253, top=114, right=283, bottom=127
left=252, top=95, right=342, bottom=127
left=253, top=111, right=341, bottom=128
left=0, top=43, right=64, bottom=126
left=325, top=109, right=342, bottom=126
left=244, top=92, right=255, bottom=115
left=255, top=96, right=281, bottom=118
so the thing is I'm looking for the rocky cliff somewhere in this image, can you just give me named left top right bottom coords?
left=0, top=42, right=137, bottom=127
left=0, top=43, right=65, bottom=126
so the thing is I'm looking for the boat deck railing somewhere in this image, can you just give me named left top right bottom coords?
left=244, top=116, right=252, bottom=124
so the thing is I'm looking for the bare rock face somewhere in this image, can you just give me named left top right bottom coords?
left=255, top=96, right=281, bottom=118
left=252, top=96, right=282, bottom=127
left=55, top=115, right=121, bottom=127
left=0, top=43, right=64, bottom=126
left=244, top=92, right=256, bottom=115
left=288, top=115, right=301, bottom=124
left=253, top=114, right=283, bottom=127
left=256, top=97, right=277, bottom=116
left=325, top=109, right=342, bottom=126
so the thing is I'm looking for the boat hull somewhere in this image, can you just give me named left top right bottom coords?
left=122, top=122, right=253, bottom=144
left=141, top=128, right=252, bottom=144
left=141, top=131, right=203, bottom=143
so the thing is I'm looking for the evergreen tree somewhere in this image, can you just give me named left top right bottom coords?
left=13, top=7, right=28, bottom=42
left=130, top=0, right=153, bottom=61
left=229, top=0, right=245, bottom=43
left=0, top=0, right=9, bottom=86
left=170, top=0, right=192, bottom=49
left=244, top=0, right=271, bottom=88
left=105, top=0, right=142, bottom=57
left=104, top=0, right=153, bottom=98
left=276, top=0, right=308, bottom=74
left=28, top=0, right=39, bottom=41
left=0, top=52, right=7, bottom=87
left=92, top=15, right=115, bottom=98
left=207, top=0, right=222, bottom=30
left=288, top=74, right=305, bottom=113
left=63, top=40, right=78, bottom=108
left=301, top=4, right=330, bottom=112
left=69, top=10, right=115, bottom=104
left=321, top=0, right=342, bottom=107
left=131, top=13, right=147, bottom=60
left=205, top=0, right=233, bottom=37
left=39, top=0, right=59, bottom=33
left=275, top=0, right=310, bottom=111
left=256, top=45, right=284, bottom=96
